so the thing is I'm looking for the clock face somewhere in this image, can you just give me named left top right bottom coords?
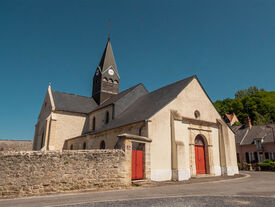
left=108, top=69, right=114, bottom=76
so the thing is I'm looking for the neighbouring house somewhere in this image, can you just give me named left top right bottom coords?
left=233, top=118, right=275, bottom=163
left=223, top=113, right=239, bottom=126
left=0, top=140, right=32, bottom=151
left=32, top=37, right=239, bottom=181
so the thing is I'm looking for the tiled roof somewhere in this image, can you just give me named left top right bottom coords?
left=234, top=124, right=275, bottom=145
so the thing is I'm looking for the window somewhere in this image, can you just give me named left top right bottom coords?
left=194, top=110, right=200, bottom=119
left=245, top=152, right=250, bottom=163
left=259, top=152, right=264, bottom=163
left=114, top=80, right=118, bottom=84
left=70, top=144, right=73, bottom=150
left=83, top=142, right=86, bottom=150
left=108, top=78, right=113, bottom=83
left=265, top=152, right=269, bottom=160
left=100, top=141, right=105, bottom=149
left=105, top=111, right=109, bottom=124
left=253, top=152, right=258, bottom=163
left=254, top=139, right=262, bottom=149
left=103, top=77, right=108, bottom=82
left=41, top=131, right=45, bottom=149
left=92, top=117, right=96, bottom=130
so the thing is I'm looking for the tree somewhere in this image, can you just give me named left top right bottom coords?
left=215, top=87, right=275, bottom=125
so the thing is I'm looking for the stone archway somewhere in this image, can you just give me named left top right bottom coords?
left=194, top=135, right=210, bottom=174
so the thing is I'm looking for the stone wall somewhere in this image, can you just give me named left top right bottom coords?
left=0, top=140, right=33, bottom=152
left=0, top=150, right=131, bottom=198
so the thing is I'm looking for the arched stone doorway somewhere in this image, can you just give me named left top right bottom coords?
left=195, top=135, right=209, bottom=174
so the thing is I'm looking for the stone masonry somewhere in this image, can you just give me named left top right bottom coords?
left=0, top=150, right=131, bottom=198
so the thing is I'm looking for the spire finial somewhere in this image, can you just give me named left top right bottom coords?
left=108, top=18, right=111, bottom=41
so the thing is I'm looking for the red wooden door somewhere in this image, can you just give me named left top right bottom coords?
left=132, top=150, right=144, bottom=180
left=195, top=145, right=206, bottom=174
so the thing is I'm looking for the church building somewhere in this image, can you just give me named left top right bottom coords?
left=33, top=38, right=238, bottom=181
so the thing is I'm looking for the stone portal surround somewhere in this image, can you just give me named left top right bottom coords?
left=0, top=150, right=131, bottom=198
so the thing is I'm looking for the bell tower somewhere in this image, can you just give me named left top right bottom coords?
left=92, top=38, right=120, bottom=105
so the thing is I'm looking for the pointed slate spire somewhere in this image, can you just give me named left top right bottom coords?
left=92, top=38, right=120, bottom=104
left=97, top=38, right=118, bottom=74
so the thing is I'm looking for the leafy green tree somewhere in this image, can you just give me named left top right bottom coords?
left=215, top=87, right=275, bottom=125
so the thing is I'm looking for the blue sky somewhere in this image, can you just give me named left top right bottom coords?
left=0, top=0, right=274, bottom=140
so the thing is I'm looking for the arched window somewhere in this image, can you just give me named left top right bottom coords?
left=103, top=77, right=108, bottom=82
left=92, top=117, right=96, bottom=130
left=105, top=111, right=109, bottom=124
left=194, top=110, right=200, bottom=119
left=114, top=80, right=118, bottom=84
left=100, top=141, right=105, bottom=149
left=83, top=142, right=86, bottom=150
left=40, top=131, right=45, bottom=149
left=70, top=144, right=73, bottom=150
left=108, top=78, right=113, bottom=83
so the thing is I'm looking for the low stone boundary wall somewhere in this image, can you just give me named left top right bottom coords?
left=0, top=150, right=131, bottom=198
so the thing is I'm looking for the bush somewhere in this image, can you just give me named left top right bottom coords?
left=237, top=162, right=242, bottom=170
left=257, top=159, right=275, bottom=171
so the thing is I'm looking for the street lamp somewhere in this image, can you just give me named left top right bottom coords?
left=266, top=125, right=275, bottom=144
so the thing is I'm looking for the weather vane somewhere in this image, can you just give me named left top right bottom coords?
left=108, top=18, right=111, bottom=40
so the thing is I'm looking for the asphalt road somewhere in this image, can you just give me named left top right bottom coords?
left=1, top=171, right=275, bottom=207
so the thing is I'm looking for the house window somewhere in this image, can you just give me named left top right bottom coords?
left=41, top=131, right=45, bottom=149
left=247, top=152, right=254, bottom=163
left=83, top=142, right=86, bottom=150
left=105, top=111, right=109, bottom=124
left=70, top=144, right=73, bottom=150
left=245, top=152, right=249, bottom=163
left=271, top=152, right=275, bottom=161
left=254, top=140, right=262, bottom=149
left=100, top=141, right=105, bottom=149
left=253, top=152, right=258, bottom=163
left=92, top=117, right=96, bottom=130
left=258, top=152, right=264, bottom=163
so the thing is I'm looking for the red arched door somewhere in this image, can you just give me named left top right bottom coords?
left=195, top=136, right=206, bottom=174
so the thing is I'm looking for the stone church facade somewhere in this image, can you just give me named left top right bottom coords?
left=33, top=38, right=238, bottom=181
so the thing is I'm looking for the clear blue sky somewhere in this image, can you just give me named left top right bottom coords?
left=0, top=0, right=274, bottom=140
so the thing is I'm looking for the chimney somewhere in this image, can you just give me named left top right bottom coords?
left=244, top=116, right=252, bottom=129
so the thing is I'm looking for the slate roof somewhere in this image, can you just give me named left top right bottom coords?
left=91, top=83, right=148, bottom=113
left=51, top=91, right=98, bottom=114
left=81, top=75, right=196, bottom=136
left=98, top=39, right=118, bottom=74
left=51, top=83, right=148, bottom=115
left=234, top=124, right=275, bottom=145
left=233, top=126, right=249, bottom=144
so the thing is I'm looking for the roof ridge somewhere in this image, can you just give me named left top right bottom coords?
left=93, top=83, right=146, bottom=109
left=52, top=90, right=93, bottom=100
left=148, top=75, right=196, bottom=94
